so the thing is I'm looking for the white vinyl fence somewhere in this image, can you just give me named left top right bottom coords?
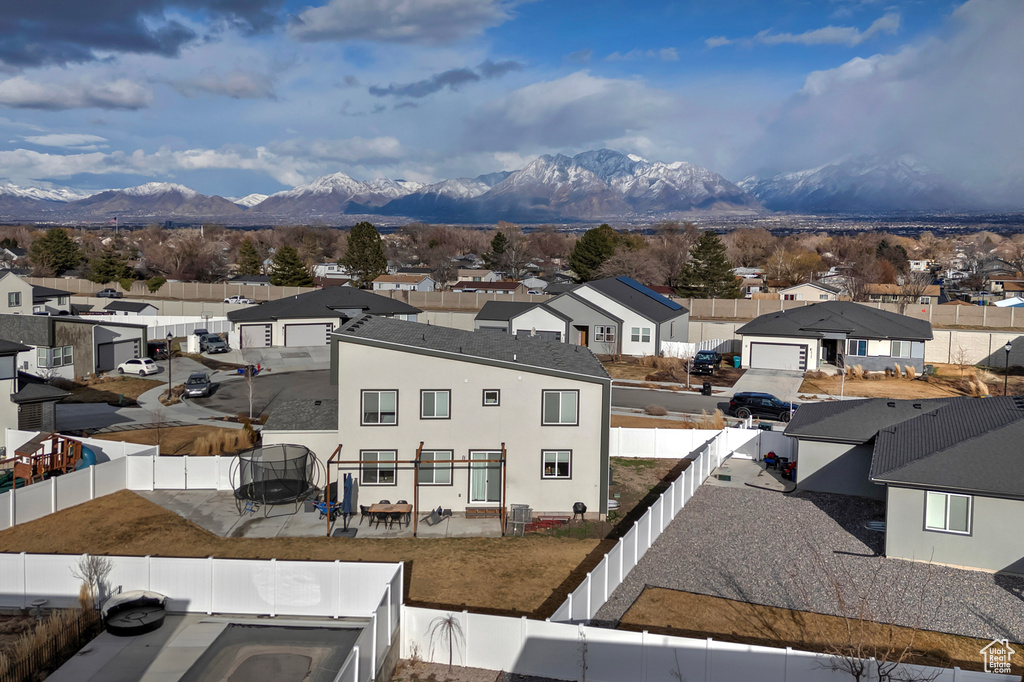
left=609, top=426, right=758, bottom=459
left=402, top=606, right=1014, bottom=682
left=143, top=315, right=231, bottom=341
left=662, top=338, right=738, bottom=358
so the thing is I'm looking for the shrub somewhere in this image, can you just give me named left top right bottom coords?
left=893, top=362, right=903, bottom=378
left=118, top=277, right=135, bottom=293
left=905, top=365, right=917, bottom=380
left=147, top=276, right=166, bottom=293
left=644, top=404, right=668, bottom=416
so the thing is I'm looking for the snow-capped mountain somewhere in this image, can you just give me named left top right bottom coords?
left=254, top=172, right=423, bottom=214
left=373, top=171, right=512, bottom=219
left=740, top=156, right=978, bottom=213
left=231, top=193, right=268, bottom=208
left=71, top=182, right=243, bottom=217
left=0, top=182, right=95, bottom=203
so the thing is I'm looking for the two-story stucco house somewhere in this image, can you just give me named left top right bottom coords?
left=0, top=272, right=72, bottom=316
left=264, top=315, right=611, bottom=520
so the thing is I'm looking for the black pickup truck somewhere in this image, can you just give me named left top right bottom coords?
left=691, top=350, right=722, bottom=375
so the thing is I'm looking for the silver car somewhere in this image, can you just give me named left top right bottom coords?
left=184, top=372, right=211, bottom=398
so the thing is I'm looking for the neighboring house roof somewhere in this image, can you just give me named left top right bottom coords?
left=869, top=396, right=1024, bottom=497
left=0, top=339, right=30, bottom=354
left=70, top=303, right=93, bottom=315
left=263, top=398, right=339, bottom=432
left=228, top=274, right=270, bottom=283
left=453, top=281, right=522, bottom=292
left=12, top=382, right=71, bottom=404
left=31, top=284, right=71, bottom=303
left=0, top=314, right=146, bottom=348
left=336, top=315, right=609, bottom=381
left=457, top=268, right=493, bottom=277
left=863, top=284, right=941, bottom=296
left=226, top=286, right=421, bottom=323
left=785, top=398, right=948, bottom=444
left=475, top=301, right=536, bottom=322
left=373, top=274, right=431, bottom=285
left=735, top=301, right=933, bottom=341
left=583, top=276, right=688, bottom=323
left=780, top=282, right=842, bottom=294
left=544, top=283, right=574, bottom=295
left=941, top=299, right=975, bottom=306
left=103, top=301, right=155, bottom=313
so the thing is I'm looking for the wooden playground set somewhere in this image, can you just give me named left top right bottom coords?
left=0, top=433, right=87, bottom=492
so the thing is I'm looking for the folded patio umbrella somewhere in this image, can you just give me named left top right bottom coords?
left=341, top=474, right=353, bottom=516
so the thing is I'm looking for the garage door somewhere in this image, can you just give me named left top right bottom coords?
left=240, top=324, right=272, bottom=348
left=97, top=340, right=140, bottom=372
left=284, top=323, right=332, bottom=347
left=749, top=342, right=806, bottom=371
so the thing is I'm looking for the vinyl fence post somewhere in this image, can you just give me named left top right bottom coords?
left=462, top=610, right=470, bottom=667
left=20, top=552, right=26, bottom=608
left=706, top=637, right=713, bottom=682
left=50, top=478, right=56, bottom=514
left=270, top=558, right=277, bottom=617
left=208, top=556, right=214, bottom=615
left=89, top=463, right=96, bottom=501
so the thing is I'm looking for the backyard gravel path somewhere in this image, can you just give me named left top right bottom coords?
left=595, top=485, right=1024, bottom=642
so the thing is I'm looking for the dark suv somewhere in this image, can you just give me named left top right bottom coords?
left=727, top=392, right=796, bottom=422
left=692, top=350, right=722, bottom=375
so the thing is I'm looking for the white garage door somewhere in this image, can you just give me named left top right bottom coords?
left=240, top=324, right=272, bottom=348
left=749, top=342, right=806, bottom=371
left=97, top=340, right=140, bottom=372
left=284, top=323, right=332, bottom=347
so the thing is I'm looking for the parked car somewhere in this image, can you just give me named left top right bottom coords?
left=146, top=340, right=169, bottom=360
left=117, top=357, right=159, bottom=376
left=192, top=328, right=209, bottom=338
left=691, top=350, right=722, bottom=375
left=727, top=392, right=796, bottom=422
left=97, top=288, right=123, bottom=298
left=183, top=372, right=211, bottom=397
left=224, top=295, right=254, bottom=304
left=199, top=333, right=229, bottom=354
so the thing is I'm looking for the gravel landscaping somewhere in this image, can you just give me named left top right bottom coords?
left=595, top=484, right=1024, bottom=642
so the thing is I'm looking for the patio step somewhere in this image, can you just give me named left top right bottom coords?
left=465, top=506, right=504, bottom=519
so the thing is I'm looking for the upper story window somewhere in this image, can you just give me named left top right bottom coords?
left=362, top=390, right=397, bottom=425
left=482, top=389, right=500, bottom=406
left=58, top=296, right=68, bottom=306
left=7, top=292, right=20, bottom=307
left=420, top=390, right=450, bottom=419
left=542, top=390, right=578, bottom=426
left=630, top=327, right=651, bottom=343
left=925, top=491, right=971, bottom=534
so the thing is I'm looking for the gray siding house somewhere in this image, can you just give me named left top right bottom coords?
left=736, top=301, right=932, bottom=372
left=787, top=396, right=1024, bottom=574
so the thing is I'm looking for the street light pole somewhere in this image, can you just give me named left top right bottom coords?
left=1004, top=341, right=1013, bottom=396
left=166, top=332, right=173, bottom=401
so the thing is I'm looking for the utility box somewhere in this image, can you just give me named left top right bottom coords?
left=733, top=356, right=741, bottom=368
left=701, top=381, right=712, bottom=396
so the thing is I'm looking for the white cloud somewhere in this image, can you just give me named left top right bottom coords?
left=743, top=0, right=1024, bottom=201
left=22, top=133, right=108, bottom=149
left=171, top=69, right=277, bottom=99
left=0, top=77, right=152, bottom=110
left=708, top=12, right=900, bottom=48
left=288, top=0, right=514, bottom=45
left=606, top=47, right=679, bottom=62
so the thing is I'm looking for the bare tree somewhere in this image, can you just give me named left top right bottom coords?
left=950, top=344, right=972, bottom=389
left=496, top=222, right=533, bottom=280
left=896, top=271, right=935, bottom=314
left=71, top=555, right=113, bottom=609
left=242, top=351, right=262, bottom=420
left=594, top=248, right=669, bottom=285
left=427, top=613, right=465, bottom=672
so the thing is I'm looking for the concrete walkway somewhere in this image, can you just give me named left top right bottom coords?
left=729, top=368, right=806, bottom=402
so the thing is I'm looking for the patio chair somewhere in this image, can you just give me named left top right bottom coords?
left=397, top=499, right=411, bottom=525
left=358, top=505, right=372, bottom=525
left=378, top=499, right=391, bottom=504
left=388, top=511, right=404, bottom=528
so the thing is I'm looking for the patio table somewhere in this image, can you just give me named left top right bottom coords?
left=368, top=503, right=413, bottom=528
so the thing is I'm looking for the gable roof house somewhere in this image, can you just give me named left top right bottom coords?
left=864, top=283, right=941, bottom=305
left=0, top=272, right=72, bottom=316
left=262, top=316, right=611, bottom=522
left=452, top=281, right=525, bottom=295
left=371, top=273, right=436, bottom=292
left=787, top=396, right=1024, bottom=574
left=103, top=301, right=159, bottom=316
left=735, top=301, right=932, bottom=372
left=226, top=286, right=421, bottom=349
left=778, top=282, right=842, bottom=302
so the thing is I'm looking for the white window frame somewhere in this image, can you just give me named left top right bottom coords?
left=891, top=340, right=911, bottom=358
left=542, top=450, right=572, bottom=479
left=361, top=390, right=398, bottom=425
left=482, top=389, right=500, bottom=406
left=417, top=450, right=453, bottom=485
left=630, top=327, right=651, bottom=343
left=7, top=292, right=19, bottom=307
left=36, top=348, right=50, bottom=369
left=58, top=296, right=69, bottom=306
left=847, top=339, right=867, bottom=356
left=542, top=390, right=579, bottom=426
left=361, top=450, right=397, bottom=485
left=420, top=389, right=450, bottom=419
left=594, top=325, right=616, bottom=343
left=819, top=294, right=829, bottom=300
left=925, top=491, right=972, bottom=534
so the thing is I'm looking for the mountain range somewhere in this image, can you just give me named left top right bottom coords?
left=0, top=150, right=990, bottom=224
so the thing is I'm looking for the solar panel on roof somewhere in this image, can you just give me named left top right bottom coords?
left=616, top=276, right=683, bottom=310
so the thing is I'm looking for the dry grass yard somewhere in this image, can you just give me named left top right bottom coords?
left=92, top=425, right=253, bottom=455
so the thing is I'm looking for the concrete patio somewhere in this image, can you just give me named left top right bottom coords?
left=138, top=489, right=503, bottom=539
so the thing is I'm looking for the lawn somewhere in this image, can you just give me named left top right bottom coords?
left=603, top=358, right=745, bottom=388
left=621, top=588, right=1022, bottom=675
left=59, top=376, right=164, bottom=405
left=798, top=362, right=1024, bottom=399
left=92, top=425, right=251, bottom=455
left=0, top=490, right=598, bottom=617
left=610, top=414, right=726, bottom=429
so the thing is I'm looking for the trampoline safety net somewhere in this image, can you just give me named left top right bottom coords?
left=233, top=444, right=319, bottom=508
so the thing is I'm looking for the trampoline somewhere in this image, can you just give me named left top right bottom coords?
left=232, top=444, right=321, bottom=516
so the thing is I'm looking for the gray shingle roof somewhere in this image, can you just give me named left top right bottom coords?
left=31, top=284, right=71, bottom=303
left=869, top=396, right=1024, bottom=496
left=103, top=301, right=155, bottom=313
left=337, top=315, right=609, bottom=380
left=12, top=383, right=70, bottom=404
left=0, top=339, right=29, bottom=354
left=227, top=287, right=421, bottom=323
left=785, top=398, right=949, bottom=443
left=585, top=276, right=688, bottom=323
left=0, top=314, right=52, bottom=346
left=475, top=301, right=537, bottom=322
left=263, top=398, right=338, bottom=432
left=735, top=301, right=932, bottom=341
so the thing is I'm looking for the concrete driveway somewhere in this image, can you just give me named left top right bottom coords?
left=729, top=368, right=806, bottom=402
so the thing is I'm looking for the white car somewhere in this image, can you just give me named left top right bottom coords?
left=224, top=295, right=254, bottom=304
left=117, top=358, right=159, bottom=376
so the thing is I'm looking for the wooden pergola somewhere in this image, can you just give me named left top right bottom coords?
left=324, top=442, right=507, bottom=537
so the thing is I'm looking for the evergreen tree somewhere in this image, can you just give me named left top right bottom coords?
left=568, top=224, right=618, bottom=282
left=237, top=238, right=263, bottom=276
left=29, top=228, right=81, bottom=276
left=340, top=221, right=388, bottom=287
left=674, top=231, right=742, bottom=299
left=483, top=231, right=508, bottom=270
left=88, top=247, right=131, bottom=283
left=269, top=245, right=314, bottom=286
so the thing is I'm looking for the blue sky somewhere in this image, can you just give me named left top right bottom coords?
left=0, top=0, right=1019, bottom=200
